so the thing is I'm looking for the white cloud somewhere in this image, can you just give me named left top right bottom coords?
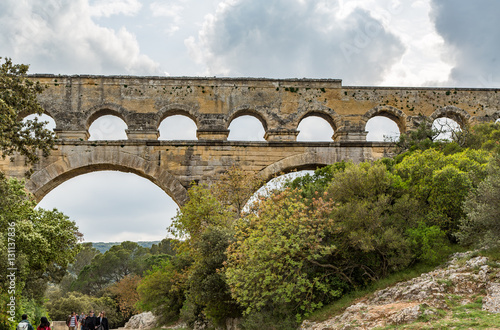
left=150, top=2, right=184, bottom=35
left=89, top=0, right=142, bottom=17
left=0, top=0, right=159, bottom=75
left=186, top=0, right=405, bottom=85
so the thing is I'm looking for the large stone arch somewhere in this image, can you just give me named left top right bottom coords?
left=227, top=105, right=270, bottom=131
left=156, top=104, right=200, bottom=128
left=362, top=105, right=407, bottom=134
left=85, top=103, right=130, bottom=130
left=259, top=150, right=341, bottom=182
left=431, top=106, right=471, bottom=128
left=26, top=148, right=188, bottom=206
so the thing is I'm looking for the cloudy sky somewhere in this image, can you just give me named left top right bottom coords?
left=3, top=0, right=499, bottom=242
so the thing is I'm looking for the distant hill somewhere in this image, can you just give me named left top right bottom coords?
left=91, top=241, right=161, bottom=253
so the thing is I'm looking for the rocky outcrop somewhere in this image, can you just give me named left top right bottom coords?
left=302, top=252, right=500, bottom=329
left=124, top=312, right=157, bottom=329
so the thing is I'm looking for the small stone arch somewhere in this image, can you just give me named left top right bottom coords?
left=296, top=109, right=340, bottom=132
left=156, top=104, right=200, bottom=128
left=227, top=106, right=269, bottom=131
left=362, top=105, right=407, bottom=134
left=431, top=106, right=471, bottom=128
left=26, top=148, right=188, bottom=206
left=85, top=103, right=130, bottom=130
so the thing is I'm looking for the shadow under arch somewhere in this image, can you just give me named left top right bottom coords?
left=157, top=104, right=199, bottom=128
left=431, top=106, right=471, bottom=128
left=227, top=106, right=269, bottom=131
left=25, top=149, right=188, bottom=206
left=362, top=105, right=407, bottom=134
left=85, top=103, right=130, bottom=130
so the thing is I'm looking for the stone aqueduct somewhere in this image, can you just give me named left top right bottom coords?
left=1, top=75, right=499, bottom=205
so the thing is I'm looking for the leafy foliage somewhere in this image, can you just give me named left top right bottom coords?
left=226, top=188, right=341, bottom=319
left=0, top=57, right=54, bottom=172
left=71, top=241, right=150, bottom=295
left=109, top=275, right=142, bottom=320
left=457, top=154, right=500, bottom=248
left=136, top=257, right=190, bottom=325
left=394, top=148, right=490, bottom=235
left=0, top=173, right=81, bottom=328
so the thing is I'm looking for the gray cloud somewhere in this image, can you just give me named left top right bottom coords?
left=430, top=0, right=500, bottom=87
left=186, top=0, right=405, bottom=85
left=0, top=0, right=159, bottom=75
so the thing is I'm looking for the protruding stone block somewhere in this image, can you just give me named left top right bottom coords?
left=54, top=129, right=89, bottom=140
left=264, top=129, right=299, bottom=142
left=333, top=130, right=368, bottom=142
left=126, top=129, right=159, bottom=140
left=197, top=129, right=229, bottom=140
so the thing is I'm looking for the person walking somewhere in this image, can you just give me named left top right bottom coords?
left=95, top=312, right=108, bottom=330
left=66, top=312, right=78, bottom=330
left=78, top=313, right=86, bottom=330
left=36, top=317, right=51, bottom=330
left=16, top=314, right=34, bottom=330
left=82, top=311, right=96, bottom=330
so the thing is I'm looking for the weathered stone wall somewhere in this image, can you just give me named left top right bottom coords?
left=1, top=75, right=498, bottom=204
left=30, top=75, right=500, bottom=142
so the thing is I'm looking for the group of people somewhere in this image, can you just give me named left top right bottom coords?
left=16, top=311, right=109, bottom=330
left=67, top=311, right=109, bottom=330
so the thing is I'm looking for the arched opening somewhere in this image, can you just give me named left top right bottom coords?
left=23, top=113, right=56, bottom=131
left=158, top=115, right=197, bottom=140
left=432, top=117, right=461, bottom=141
left=88, top=115, right=128, bottom=140
left=36, top=171, right=179, bottom=242
left=365, top=116, right=400, bottom=142
left=228, top=115, right=266, bottom=141
left=297, top=116, right=334, bottom=141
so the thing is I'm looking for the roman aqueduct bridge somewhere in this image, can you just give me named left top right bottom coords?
left=1, top=75, right=499, bottom=205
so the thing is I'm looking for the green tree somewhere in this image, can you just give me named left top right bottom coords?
left=0, top=173, right=81, bottom=328
left=226, top=188, right=340, bottom=321
left=136, top=256, right=190, bottom=325
left=286, top=162, right=347, bottom=200
left=71, top=241, right=150, bottom=295
left=108, top=275, right=142, bottom=320
left=394, top=148, right=490, bottom=235
left=457, top=154, right=500, bottom=248
left=0, top=57, right=54, bottom=170
left=169, top=183, right=241, bottom=326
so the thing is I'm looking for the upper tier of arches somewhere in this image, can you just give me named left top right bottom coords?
left=41, top=103, right=498, bottom=142
left=32, top=75, right=499, bottom=142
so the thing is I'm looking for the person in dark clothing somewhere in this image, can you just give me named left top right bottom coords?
left=17, top=314, right=35, bottom=330
left=95, top=312, right=108, bottom=330
left=82, top=311, right=96, bottom=330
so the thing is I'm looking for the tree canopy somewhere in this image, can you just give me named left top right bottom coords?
left=0, top=57, right=54, bottom=170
